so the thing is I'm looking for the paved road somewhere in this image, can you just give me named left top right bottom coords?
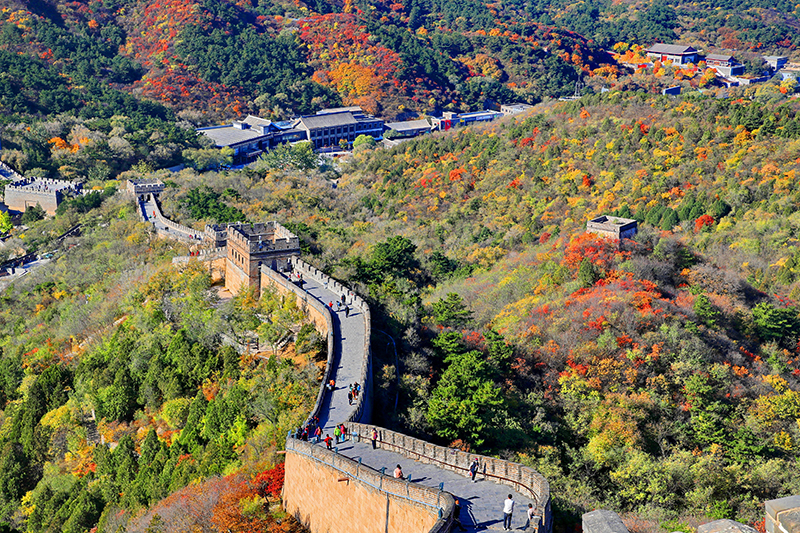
left=293, top=269, right=535, bottom=532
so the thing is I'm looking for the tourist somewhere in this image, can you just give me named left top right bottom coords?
left=314, top=426, right=322, bottom=443
left=323, top=434, right=333, bottom=450
left=470, top=458, right=480, bottom=482
left=525, top=504, right=538, bottom=531
left=393, top=464, right=404, bottom=479
left=348, top=389, right=353, bottom=405
left=344, top=304, right=350, bottom=318
left=334, top=425, right=341, bottom=444
left=502, top=494, right=515, bottom=531
left=453, top=499, right=467, bottom=531
left=371, top=427, right=378, bottom=450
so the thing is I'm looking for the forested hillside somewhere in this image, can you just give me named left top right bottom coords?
left=0, top=195, right=319, bottom=532
left=138, top=92, right=800, bottom=529
left=2, top=88, right=800, bottom=531
left=1, top=0, right=800, bottom=530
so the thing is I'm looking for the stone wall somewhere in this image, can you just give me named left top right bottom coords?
left=259, top=264, right=335, bottom=429
left=289, top=257, right=373, bottom=424
left=284, top=439, right=453, bottom=533
left=766, top=495, right=800, bottom=533
left=346, top=422, right=552, bottom=533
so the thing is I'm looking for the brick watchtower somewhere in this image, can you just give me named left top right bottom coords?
left=224, top=222, right=300, bottom=297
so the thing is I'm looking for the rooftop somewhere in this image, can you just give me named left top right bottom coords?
left=646, top=44, right=698, bottom=55
left=242, top=115, right=272, bottom=128
left=589, top=215, right=637, bottom=226
left=385, top=119, right=431, bottom=132
left=197, top=122, right=273, bottom=147
left=706, top=54, right=735, bottom=61
left=295, top=111, right=360, bottom=130
left=316, top=106, right=363, bottom=115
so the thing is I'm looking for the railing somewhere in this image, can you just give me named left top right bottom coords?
left=346, top=422, right=552, bottom=533
left=286, top=436, right=454, bottom=533
left=288, top=257, right=372, bottom=424
left=259, top=264, right=335, bottom=430
left=147, top=194, right=203, bottom=241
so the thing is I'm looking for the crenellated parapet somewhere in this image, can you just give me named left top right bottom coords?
left=4, top=176, right=82, bottom=215
left=274, top=255, right=552, bottom=533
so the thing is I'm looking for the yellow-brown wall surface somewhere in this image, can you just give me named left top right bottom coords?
left=284, top=451, right=438, bottom=533
left=260, top=273, right=330, bottom=336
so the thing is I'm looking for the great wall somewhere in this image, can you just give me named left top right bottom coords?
left=2, top=170, right=798, bottom=532
left=130, top=185, right=554, bottom=532
left=98, top=181, right=800, bottom=533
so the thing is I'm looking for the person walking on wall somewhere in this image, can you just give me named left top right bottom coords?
left=344, top=304, right=350, bottom=318
left=503, top=494, right=514, bottom=531
left=453, top=499, right=467, bottom=531
left=371, top=427, right=378, bottom=449
left=470, top=458, right=480, bottom=482
left=525, top=504, right=538, bottom=531
left=314, top=425, right=321, bottom=443
left=323, top=434, right=332, bottom=450
left=347, top=389, right=353, bottom=405
left=334, top=425, right=341, bottom=444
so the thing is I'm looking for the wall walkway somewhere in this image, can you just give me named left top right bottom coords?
left=270, top=258, right=553, bottom=533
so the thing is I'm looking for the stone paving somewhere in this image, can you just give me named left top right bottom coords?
left=295, top=271, right=536, bottom=532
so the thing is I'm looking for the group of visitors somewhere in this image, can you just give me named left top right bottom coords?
left=347, top=382, right=361, bottom=405
left=294, top=415, right=321, bottom=443
left=501, top=494, right=539, bottom=531
left=290, top=271, right=304, bottom=286
left=296, top=419, right=351, bottom=451
left=327, top=298, right=351, bottom=317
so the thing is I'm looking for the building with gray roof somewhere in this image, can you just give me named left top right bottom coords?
left=294, top=109, right=384, bottom=150
left=197, top=115, right=310, bottom=164
left=385, top=119, right=431, bottom=138
left=645, top=43, right=699, bottom=64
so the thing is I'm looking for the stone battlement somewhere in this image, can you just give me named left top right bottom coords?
left=586, top=215, right=638, bottom=240
left=226, top=222, right=300, bottom=253
left=125, top=179, right=165, bottom=197
left=4, top=177, right=82, bottom=215
left=224, top=222, right=300, bottom=297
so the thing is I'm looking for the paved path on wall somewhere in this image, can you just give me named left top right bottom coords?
left=287, top=272, right=365, bottom=433
left=293, top=271, right=534, bottom=532
left=140, top=198, right=201, bottom=243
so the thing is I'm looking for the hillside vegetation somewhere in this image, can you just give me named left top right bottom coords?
left=0, top=196, right=319, bottom=532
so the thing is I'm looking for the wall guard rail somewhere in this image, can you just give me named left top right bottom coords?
left=346, top=422, right=552, bottom=533
left=286, top=438, right=454, bottom=533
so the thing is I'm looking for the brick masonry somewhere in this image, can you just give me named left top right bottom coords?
left=284, top=451, right=440, bottom=533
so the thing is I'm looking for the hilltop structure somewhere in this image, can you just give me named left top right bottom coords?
left=294, top=108, right=384, bottom=150
left=586, top=215, right=638, bottom=240
left=3, top=176, right=83, bottom=216
left=210, top=222, right=301, bottom=297
left=197, top=115, right=307, bottom=165
left=644, top=43, right=699, bottom=64
left=125, top=179, right=165, bottom=199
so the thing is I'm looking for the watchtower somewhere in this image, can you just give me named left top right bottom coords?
left=224, top=222, right=300, bottom=297
left=586, top=215, right=638, bottom=241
